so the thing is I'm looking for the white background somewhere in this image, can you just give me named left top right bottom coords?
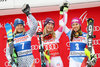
left=0, top=0, right=100, bottom=9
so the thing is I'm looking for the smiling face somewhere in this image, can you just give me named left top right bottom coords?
left=15, top=24, right=24, bottom=33
left=45, top=23, right=54, bottom=33
left=72, top=22, right=81, bottom=32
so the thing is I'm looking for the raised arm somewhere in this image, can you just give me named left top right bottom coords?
left=22, top=4, right=38, bottom=37
left=55, top=2, right=69, bottom=41
left=26, top=14, right=38, bottom=37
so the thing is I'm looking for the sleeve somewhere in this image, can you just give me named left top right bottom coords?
left=64, top=26, right=71, bottom=39
left=6, top=43, right=11, bottom=62
left=26, top=14, right=38, bottom=37
left=60, top=11, right=72, bottom=39
left=55, top=12, right=68, bottom=41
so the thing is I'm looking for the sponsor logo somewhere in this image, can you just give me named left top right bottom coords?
left=14, top=35, right=28, bottom=43
left=66, top=42, right=70, bottom=50
left=17, top=50, right=32, bottom=56
left=88, top=25, right=93, bottom=36
left=0, top=23, right=3, bottom=28
left=94, top=26, right=100, bottom=32
left=72, top=37, right=86, bottom=42
left=72, top=19, right=79, bottom=23
left=96, top=53, right=100, bottom=59
left=70, top=51, right=85, bottom=56
left=88, top=38, right=92, bottom=47
left=44, top=42, right=59, bottom=50
left=4, top=61, right=11, bottom=67
left=35, top=58, right=40, bottom=64
left=93, top=39, right=100, bottom=45
left=31, top=45, right=39, bottom=50
left=86, top=26, right=100, bottom=32
left=49, top=20, right=54, bottom=24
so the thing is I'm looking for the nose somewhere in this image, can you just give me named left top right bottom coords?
left=50, top=24, right=53, bottom=27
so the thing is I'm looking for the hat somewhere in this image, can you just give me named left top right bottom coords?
left=44, top=18, right=55, bottom=27
left=71, top=17, right=81, bottom=26
left=14, top=18, right=24, bottom=28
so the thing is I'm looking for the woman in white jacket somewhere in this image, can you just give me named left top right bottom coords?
left=63, top=17, right=97, bottom=67
left=42, top=2, right=69, bottom=67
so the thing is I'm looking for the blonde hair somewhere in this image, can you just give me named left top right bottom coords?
left=43, top=26, right=55, bottom=41
left=14, top=27, right=26, bottom=35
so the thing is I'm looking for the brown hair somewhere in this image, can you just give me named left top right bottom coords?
left=70, top=30, right=74, bottom=41
left=70, top=27, right=82, bottom=41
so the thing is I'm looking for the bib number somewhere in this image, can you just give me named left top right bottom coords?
left=21, top=43, right=25, bottom=49
left=75, top=43, right=79, bottom=50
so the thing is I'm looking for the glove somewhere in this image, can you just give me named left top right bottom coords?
left=12, top=63, right=17, bottom=67
left=60, top=1, right=69, bottom=14
left=8, top=58, right=18, bottom=67
left=8, top=59, right=12, bottom=64
left=87, top=54, right=97, bottom=66
left=44, top=50, right=51, bottom=63
left=22, top=4, right=30, bottom=16
left=84, top=48, right=97, bottom=66
left=8, top=60, right=17, bottom=67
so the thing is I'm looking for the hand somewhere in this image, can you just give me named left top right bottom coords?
left=8, top=58, right=13, bottom=65
left=12, top=63, right=17, bottom=67
left=87, top=54, right=97, bottom=66
left=8, top=60, right=12, bottom=64
left=60, top=1, right=69, bottom=14
left=22, top=4, right=30, bottom=16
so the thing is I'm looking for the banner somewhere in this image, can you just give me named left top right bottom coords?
left=0, top=0, right=100, bottom=9
left=0, top=6, right=100, bottom=67
left=0, top=0, right=63, bottom=9
left=0, top=0, right=14, bottom=9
